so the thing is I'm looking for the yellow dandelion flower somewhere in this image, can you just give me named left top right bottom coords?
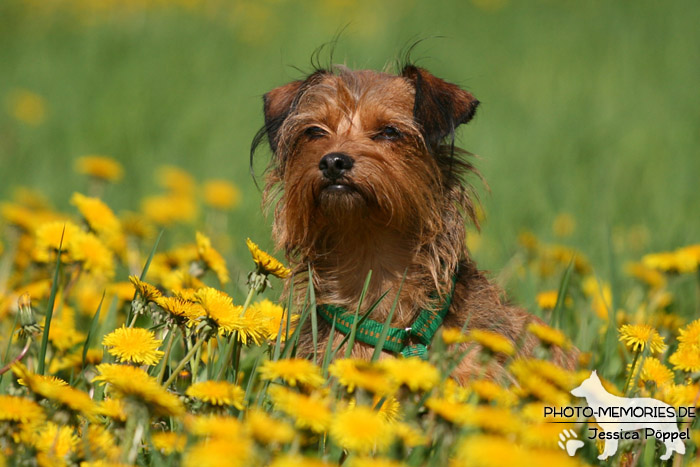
left=245, top=409, right=295, bottom=445
left=33, top=220, right=83, bottom=262
left=373, top=395, right=400, bottom=422
left=121, top=211, right=156, bottom=240
left=678, top=318, right=700, bottom=346
left=625, top=262, right=666, bottom=289
left=426, top=397, right=471, bottom=424
left=155, top=296, right=204, bottom=324
left=157, top=165, right=196, bottom=196
left=0, top=202, right=41, bottom=231
left=380, top=357, right=440, bottom=392
left=639, top=357, right=674, bottom=387
left=669, top=346, right=700, bottom=372
left=250, top=299, right=297, bottom=341
left=441, top=327, right=468, bottom=345
left=0, top=395, right=45, bottom=423
left=48, top=307, right=86, bottom=351
left=535, top=290, right=558, bottom=310
left=203, top=179, right=241, bottom=210
left=141, top=194, right=198, bottom=226
left=129, top=275, right=162, bottom=302
left=394, top=422, right=427, bottom=447
left=329, top=359, right=397, bottom=395
left=70, top=192, right=121, bottom=237
left=268, top=386, right=331, bottom=433
left=643, top=247, right=698, bottom=274
left=618, top=324, right=666, bottom=353
left=31, top=422, right=79, bottom=463
left=186, top=381, right=245, bottom=409
left=511, top=359, right=577, bottom=392
left=330, top=406, right=395, bottom=453
left=269, top=455, right=332, bottom=467
left=75, top=155, right=124, bottom=182
left=185, top=414, right=245, bottom=440
left=508, top=362, right=570, bottom=406
left=183, top=438, right=252, bottom=467
left=527, top=322, right=570, bottom=349
left=73, top=232, right=115, bottom=279
left=12, top=363, right=97, bottom=419
left=259, top=359, right=325, bottom=388
left=102, top=326, right=164, bottom=365
left=657, top=383, right=700, bottom=408
left=152, top=432, right=187, bottom=455
left=82, top=425, right=120, bottom=461
left=469, top=379, right=519, bottom=406
left=93, top=363, right=184, bottom=417
left=195, top=287, right=265, bottom=343
left=468, top=329, right=515, bottom=356
left=246, top=238, right=291, bottom=278
left=459, top=405, right=522, bottom=434
left=7, top=88, right=47, bottom=125
left=196, top=231, right=230, bottom=284
left=97, top=398, right=127, bottom=422
left=348, top=458, right=406, bottom=467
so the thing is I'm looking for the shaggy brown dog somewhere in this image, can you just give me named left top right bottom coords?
left=252, top=64, right=573, bottom=382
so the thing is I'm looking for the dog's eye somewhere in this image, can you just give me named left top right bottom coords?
left=305, top=126, right=328, bottom=140
left=373, top=126, right=402, bottom=141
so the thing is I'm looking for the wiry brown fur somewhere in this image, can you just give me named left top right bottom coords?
left=252, top=65, right=575, bottom=383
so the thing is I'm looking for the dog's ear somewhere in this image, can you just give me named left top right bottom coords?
left=262, top=80, right=305, bottom=153
left=402, top=65, right=479, bottom=149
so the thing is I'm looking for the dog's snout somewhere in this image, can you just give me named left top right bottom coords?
left=319, top=153, right=353, bottom=180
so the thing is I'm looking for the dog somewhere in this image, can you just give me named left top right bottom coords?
left=571, top=371, right=686, bottom=460
left=251, top=63, right=573, bottom=382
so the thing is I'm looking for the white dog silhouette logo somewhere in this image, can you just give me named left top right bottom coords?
left=570, top=370, right=686, bottom=461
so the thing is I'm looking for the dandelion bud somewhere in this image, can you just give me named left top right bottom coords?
left=17, top=293, right=41, bottom=339
left=247, top=271, right=272, bottom=294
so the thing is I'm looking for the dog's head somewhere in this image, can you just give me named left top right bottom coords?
left=252, top=65, right=479, bottom=257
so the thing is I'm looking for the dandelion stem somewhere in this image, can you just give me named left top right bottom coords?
left=623, top=349, right=641, bottom=395
left=156, top=330, right=177, bottom=384
left=0, top=338, right=31, bottom=375
left=240, top=286, right=256, bottom=317
left=163, top=334, right=208, bottom=388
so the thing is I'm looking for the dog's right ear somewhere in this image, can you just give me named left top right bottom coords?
left=262, top=80, right=305, bottom=154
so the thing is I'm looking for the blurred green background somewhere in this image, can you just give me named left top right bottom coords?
left=1, top=0, right=698, bottom=299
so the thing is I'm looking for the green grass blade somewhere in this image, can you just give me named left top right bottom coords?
left=552, top=258, right=574, bottom=329
left=308, top=267, right=318, bottom=363
left=37, top=227, right=64, bottom=375
left=345, top=270, right=372, bottom=358
left=280, top=277, right=311, bottom=359
left=321, top=313, right=337, bottom=376
left=371, top=270, right=406, bottom=362
left=284, top=274, right=295, bottom=343
left=602, top=226, right=621, bottom=375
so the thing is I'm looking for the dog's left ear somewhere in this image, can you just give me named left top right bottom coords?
left=402, top=65, right=479, bottom=149
left=262, top=80, right=305, bottom=154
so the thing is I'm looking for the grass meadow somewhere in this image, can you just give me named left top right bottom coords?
left=0, top=0, right=699, bottom=466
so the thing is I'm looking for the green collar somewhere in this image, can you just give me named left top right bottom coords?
left=317, top=271, right=459, bottom=360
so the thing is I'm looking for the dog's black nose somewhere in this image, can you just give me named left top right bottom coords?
left=319, top=152, right=353, bottom=180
